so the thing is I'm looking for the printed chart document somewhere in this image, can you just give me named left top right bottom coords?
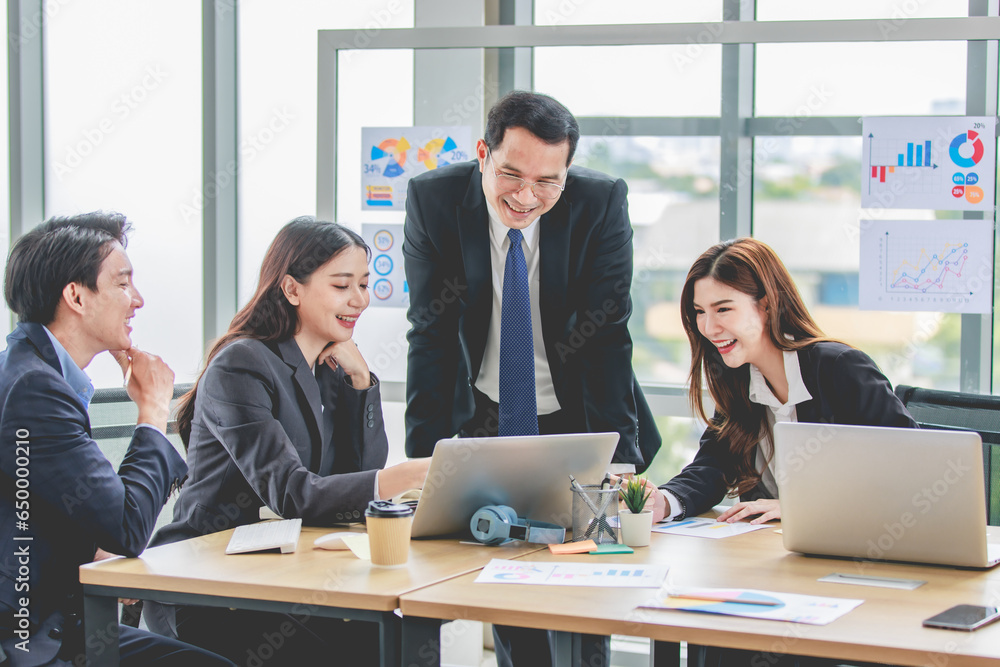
left=861, top=116, right=995, bottom=212
left=652, top=517, right=768, bottom=539
left=475, top=559, right=668, bottom=588
left=639, top=587, right=863, bottom=625
left=859, top=218, right=993, bottom=314
left=361, top=126, right=472, bottom=210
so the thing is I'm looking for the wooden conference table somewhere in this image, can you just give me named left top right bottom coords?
left=399, top=524, right=1000, bottom=667
left=80, top=521, right=1000, bottom=667
left=78, top=525, right=545, bottom=667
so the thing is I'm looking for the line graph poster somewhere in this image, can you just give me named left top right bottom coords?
left=859, top=219, right=994, bottom=313
left=361, top=126, right=471, bottom=210
left=861, top=116, right=995, bottom=211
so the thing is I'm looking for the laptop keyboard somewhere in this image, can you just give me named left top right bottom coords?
left=226, top=518, right=302, bottom=554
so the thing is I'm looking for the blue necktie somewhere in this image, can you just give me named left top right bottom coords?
left=498, top=228, right=539, bottom=436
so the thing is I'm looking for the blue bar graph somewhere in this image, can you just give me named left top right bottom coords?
left=896, top=139, right=933, bottom=168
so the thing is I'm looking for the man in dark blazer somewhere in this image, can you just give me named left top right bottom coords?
left=403, top=91, right=660, bottom=475
left=0, top=213, right=232, bottom=666
left=403, top=91, right=660, bottom=667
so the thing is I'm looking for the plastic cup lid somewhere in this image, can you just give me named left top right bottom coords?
left=365, top=500, right=414, bottom=518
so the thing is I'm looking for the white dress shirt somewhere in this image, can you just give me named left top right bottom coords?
left=474, top=200, right=561, bottom=415
left=663, top=349, right=812, bottom=520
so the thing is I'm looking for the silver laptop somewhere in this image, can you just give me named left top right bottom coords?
left=774, top=422, right=1000, bottom=569
left=410, top=432, right=619, bottom=538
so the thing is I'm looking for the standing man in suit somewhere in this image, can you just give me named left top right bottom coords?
left=403, top=90, right=660, bottom=467
left=403, top=91, right=660, bottom=667
left=0, top=213, right=233, bottom=666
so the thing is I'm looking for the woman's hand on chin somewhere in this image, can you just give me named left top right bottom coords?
left=320, top=340, right=371, bottom=388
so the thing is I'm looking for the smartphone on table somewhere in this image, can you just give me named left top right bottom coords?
left=922, top=604, right=1000, bottom=631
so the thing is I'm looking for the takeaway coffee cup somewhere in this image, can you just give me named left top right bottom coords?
left=364, top=500, right=414, bottom=566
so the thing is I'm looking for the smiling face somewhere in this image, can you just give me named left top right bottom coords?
left=692, top=276, right=777, bottom=370
left=477, top=126, right=570, bottom=230
left=285, top=245, right=370, bottom=352
left=79, top=243, right=144, bottom=355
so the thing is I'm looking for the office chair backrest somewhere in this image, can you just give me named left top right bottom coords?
left=894, top=384, right=1000, bottom=525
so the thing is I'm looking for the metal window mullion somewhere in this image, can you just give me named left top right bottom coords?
left=719, top=0, right=755, bottom=241
left=960, top=0, right=998, bottom=393
left=496, top=0, right=533, bottom=96
left=202, top=0, right=239, bottom=345
left=8, top=0, right=45, bottom=243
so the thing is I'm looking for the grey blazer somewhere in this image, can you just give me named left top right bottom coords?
left=151, top=337, right=387, bottom=547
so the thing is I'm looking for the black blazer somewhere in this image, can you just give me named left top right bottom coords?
left=402, top=160, right=661, bottom=471
left=0, top=323, right=186, bottom=664
left=152, top=337, right=388, bottom=547
left=662, top=342, right=918, bottom=518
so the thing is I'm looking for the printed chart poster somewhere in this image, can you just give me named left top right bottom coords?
left=362, top=126, right=472, bottom=210
left=861, top=116, right=996, bottom=211
left=859, top=219, right=994, bottom=313
left=361, top=223, right=408, bottom=308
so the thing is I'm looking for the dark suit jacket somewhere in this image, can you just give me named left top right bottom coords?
left=152, top=337, right=388, bottom=547
left=402, top=160, right=661, bottom=471
left=0, top=322, right=186, bottom=665
left=662, top=341, right=918, bottom=518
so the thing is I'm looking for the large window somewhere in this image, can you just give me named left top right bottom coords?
left=238, top=1, right=415, bottom=304
left=44, top=0, right=202, bottom=387
left=22, top=1, right=997, bottom=401
left=572, top=136, right=720, bottom=384
left=318, top=3, right=998, bottom=401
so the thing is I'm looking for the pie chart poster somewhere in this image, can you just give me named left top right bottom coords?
left=861, top=116, right=995, bottom=212
left=361, top=126, right=472, bottom=210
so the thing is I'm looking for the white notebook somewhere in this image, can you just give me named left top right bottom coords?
left=225, top=518, right=302, bottom=555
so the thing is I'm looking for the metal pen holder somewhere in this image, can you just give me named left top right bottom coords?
left=570, top=483, right=619, bottom=544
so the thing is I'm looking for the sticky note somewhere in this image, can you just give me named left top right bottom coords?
left=589, top=544, right=634, bottom=555
left=548, top=540, right=596, bottom=554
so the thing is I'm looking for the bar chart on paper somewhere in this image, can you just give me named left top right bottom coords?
left=861, top=117, right=995, bottom=211
left=859, top=219, right=994, bottom=313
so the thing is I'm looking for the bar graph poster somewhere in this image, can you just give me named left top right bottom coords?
left=861, top=116, right=995, bottom=211
left=859, top=219, right=994, bottom=313
left=361, top=126, right=471, bottom=210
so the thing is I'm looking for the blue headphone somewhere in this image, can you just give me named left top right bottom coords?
left=470, top=505, right=566, bottom=546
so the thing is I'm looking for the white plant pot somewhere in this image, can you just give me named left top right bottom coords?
left=618, top=509, right=653, bottom=547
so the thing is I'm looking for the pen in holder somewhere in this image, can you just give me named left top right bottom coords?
left=569, top=478, right=619, bottom=544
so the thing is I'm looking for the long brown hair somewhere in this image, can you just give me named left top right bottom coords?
left=680, top=238, right=832, bottom=496
left=175, top=217, right=369, bottom=445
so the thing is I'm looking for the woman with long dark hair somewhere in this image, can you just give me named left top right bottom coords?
left=646, top=237, right=916, bottom=525
left=144, top=217, right=428, bottom=666
left=642, top=238, right=917, bottom=667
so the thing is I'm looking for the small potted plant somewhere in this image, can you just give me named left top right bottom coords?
left=618, top=477, right=654, bottom=547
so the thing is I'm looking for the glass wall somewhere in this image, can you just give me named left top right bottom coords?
left=22, top=0, right=1000, bottom=404
left=238, top=0, right=415, bottom=304
left=44, top=0, right=203, bottom=387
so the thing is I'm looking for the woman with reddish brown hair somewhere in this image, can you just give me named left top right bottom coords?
left=643, top=238, right=917, bottom=667
left=645, top=237, right=916, bottom=526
